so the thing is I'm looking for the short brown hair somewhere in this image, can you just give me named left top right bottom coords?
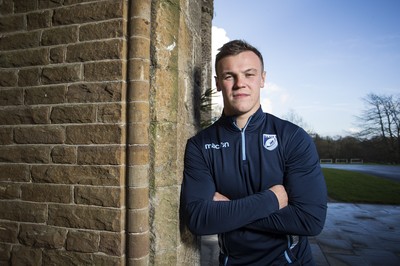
left=215, top=40, right=264, bottom=74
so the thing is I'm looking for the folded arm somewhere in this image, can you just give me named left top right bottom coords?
left=181, top=140, right=284, bottom=235
left=246, top=129, right=328, bottom=236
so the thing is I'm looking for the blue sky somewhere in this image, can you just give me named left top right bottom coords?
left=211, top=0, right=400, bottom=137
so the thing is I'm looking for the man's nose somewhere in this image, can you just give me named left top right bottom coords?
left=234, top=75, right=245, bottom=88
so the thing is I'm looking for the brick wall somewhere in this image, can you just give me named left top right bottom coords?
left=0, top=0, right=212, bottom=265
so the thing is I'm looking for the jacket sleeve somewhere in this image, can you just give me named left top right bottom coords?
left=246, top=128, right=328, bottom=236
left=180, top=138, right=280, bottom=235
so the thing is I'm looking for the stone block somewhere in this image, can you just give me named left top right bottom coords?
left=0, top=182, right=20, bottom=199
left=99, top=231, right=125, bottom=256
left=67, top=82, right=123, bottom=103
left=27, top=10, right=52, bottom=30
left=14, top=126, right=65, bottom=144
left=84, top=60, right=125, bottom=81
left=0, top=88, right=22, bottom=106
left=18, top=224, right=67, bottom=249
left=18, top=67, right=40, bottom=86
left=31, top=165, right=123, bottom=186
left=41, top=25, right=78, bottom=46
left=0, top=145, right=51, bottom=163
left=128, top=145, right=149, bottom=165
left=130, top=0, right=151, bottom=19
left=0, top=48, right=48, bottom=67
left=0, top=31, right=40, bottom=50
left=77, top=146, right=123, bottom=165
left=38, top=0, right=62, bottom=9
left=97, top=103, right=124, bottom=123
left=0, top=201, right=47, bottom=223
left=74, top=186, right=123, bottom=207
left=21, top=183, right=72, bottom=203
left=14, top=0, right=37, bottom=13
left=43, top=249, right=93, bottom=265
left=127, top=165, right=149, bottom=187
left=152, top=69, right=178, bottom=122
left=51, top=105, right=96, bottom=123
left=51, top=145, right=77, bottom=164
left=129, top=58, right=150, bottom=81
left=128, top=232, right=149, bottom=259
left=94, top=254, right=125, bottom=266
left=48, top=204, right=123, bottom=231
left=128, top=123, right=149, bottom=145
left=66, top=230, right=100, bottom=253
left=127, top=187, right=148, bottom=209
left=67, top=39, right=123, bottom=62
left=151, top=186, right=179, bottom=250
left=152, top=250, right=178, bottom=266
left=11, top=245, right=42, bottom=266
left=0, top=14, right=25, bottom=33
left=50, top=46, right=65, bottom=63
left=0, top=128, right=12, bottom=145
left=41, top=64, right=81, bottom=84
left=0, top=242, right=12, bottom=263
left=129, top=101, right=149, bottom=123
left=66, top=124, right=124, bottom=144
left=53, top=1, right=123, bottom=26
left=129, top=37, right=150, bottom=59
left=128, top=81, right=150, bottom=102
left=79, top=20, right=125, bottom=41
left=0, top=221, right=19, bottom=243
left=152, top=124, right=179, bottom=187
left=0, top=70, right=18, bottom=87
left=130, top=17, right=150, bottom=38
left=0, top=106, right=50, bottom=125
left=0, top=0, right=13, bottom=15
left=25, top=85, right=66, bottom=105
left=128, top=208, right=149, bottom=233
left=0, top=164, right=30, bottom=182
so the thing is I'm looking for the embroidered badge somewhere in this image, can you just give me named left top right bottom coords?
left=263, top=134, right=278, bottom=151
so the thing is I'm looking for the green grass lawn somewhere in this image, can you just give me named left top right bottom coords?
left=322, top=168, right=400, bottom=205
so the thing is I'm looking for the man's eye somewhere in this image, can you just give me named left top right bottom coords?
left=246, top=73, right=255, bottom=77
left=224, top=75, right=233, bottom=80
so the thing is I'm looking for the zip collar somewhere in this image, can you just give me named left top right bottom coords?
left=219, top=106, right=265, bottom=132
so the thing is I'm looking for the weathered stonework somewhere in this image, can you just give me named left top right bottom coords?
left=0, top=0, right=213, bottom=265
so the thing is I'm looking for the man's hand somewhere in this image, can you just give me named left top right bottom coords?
left=269, top=184, right=288, bottom=209
left=213, top=192, right=230, bottom=201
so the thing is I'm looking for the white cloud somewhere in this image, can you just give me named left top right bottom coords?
left=265, top=81, right=281, bottom=92
left=211, top=26, right=230, bottom=108
left=347, top=127, right=361, bottom=134
left=212, top=26, right=230, bottom=56
left=260, top=81, right=291, bottom=115
left=212, top=26, right=230, bottom=75
left=261, top=97, right=273, bottom=114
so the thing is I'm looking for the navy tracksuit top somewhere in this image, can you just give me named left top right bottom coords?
left=181, top=107, right=327, bottom=265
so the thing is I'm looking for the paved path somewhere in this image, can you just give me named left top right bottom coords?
left=201, top=203, right=400, bottom=265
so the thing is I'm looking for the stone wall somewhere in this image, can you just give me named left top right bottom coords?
left=0, top=0, right=213, bottom=265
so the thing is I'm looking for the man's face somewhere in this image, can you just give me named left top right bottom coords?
left=215, top=51, right=266, bottom=118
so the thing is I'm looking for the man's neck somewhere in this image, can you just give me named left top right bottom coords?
left=222, top=106, right=260, bottom=129
left=235, top=116, right=250, bottom=129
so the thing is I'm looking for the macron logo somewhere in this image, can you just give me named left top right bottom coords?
left=204, top=142, right=230, bottom=150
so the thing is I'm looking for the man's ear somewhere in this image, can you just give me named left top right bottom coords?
left=215, top=76, right=221, bottom=91
left=260, top=71, right=266, bottom=88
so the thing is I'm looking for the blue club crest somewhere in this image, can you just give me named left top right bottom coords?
left=263, top=134, right=278, bottom=151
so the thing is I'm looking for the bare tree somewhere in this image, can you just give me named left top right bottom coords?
left=283, top=109, right=314, bottom=134
left=356, top=93, right=400, bottom=162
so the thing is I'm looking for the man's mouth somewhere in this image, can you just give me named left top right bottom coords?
left=233, top=93, right=249, bottom=98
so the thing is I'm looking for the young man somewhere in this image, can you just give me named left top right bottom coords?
left=181, top=40, right=327, bottom=265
